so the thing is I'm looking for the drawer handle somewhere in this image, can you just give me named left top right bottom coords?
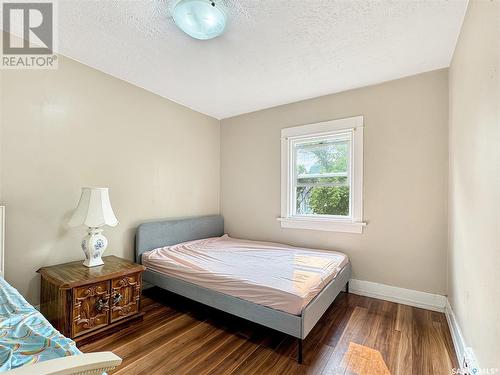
left=113, top=292, right=123, bottom=305
left=95, top=297, right=108, bottom=312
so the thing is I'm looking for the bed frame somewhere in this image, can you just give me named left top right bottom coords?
left=135, top=215, right=351, bottom=364
left=6, top=352, right=122, bottom=375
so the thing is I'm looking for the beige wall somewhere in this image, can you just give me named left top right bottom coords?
left=448, top=0, right=500, bottom=368
left=221, top=69, right=449, bottom=295
left=0, top=53, right=220, bottom=304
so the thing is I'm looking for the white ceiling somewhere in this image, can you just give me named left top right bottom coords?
left=55, top=0, right=467, bottom=119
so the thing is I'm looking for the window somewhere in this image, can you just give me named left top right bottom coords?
left=279, top=116, right=365, bottom=233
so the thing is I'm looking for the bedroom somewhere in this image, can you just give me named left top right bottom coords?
left=0, top=0, right=498, bottom=374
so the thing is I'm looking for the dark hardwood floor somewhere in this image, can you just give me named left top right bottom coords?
left=80, top=287, right=458, bottom=374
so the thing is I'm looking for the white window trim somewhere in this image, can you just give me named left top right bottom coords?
left=278, top=116, right=366, bottom=233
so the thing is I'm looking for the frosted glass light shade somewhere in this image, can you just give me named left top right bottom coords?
left=69, top=187, right=118, bottom=228
left=173, top=0, right=227, bottom=40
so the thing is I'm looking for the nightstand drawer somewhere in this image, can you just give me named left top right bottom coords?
left=110, top=272, right=141, bottom=322
left=72, top=281, right=110, bottom=337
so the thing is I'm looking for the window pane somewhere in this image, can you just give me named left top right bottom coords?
left=295, top=138, right=350, bottom=216
left=296, top=139, right=348, bottom=176
left=296, top=186, right=350, bottom=216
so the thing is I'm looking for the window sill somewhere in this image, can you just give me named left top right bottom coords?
left=277, top=217, right=366, bottom=233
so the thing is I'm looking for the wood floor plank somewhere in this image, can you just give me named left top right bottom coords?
left=80, top=288, right=458, bottom=375
left=369, top=300, right=398, bottom=373
left=324, top=294, right=356, bottom=348
left=393, top=304, right=413, bottom=375
left=229, top=333, right=286, bottom=375
left=252, top=333, right=322, bottom=375
left=360, top=299, right=384, bottom=350
left=150, top=329, right=229, bottom=374
left=429, top=315, right=455, bottom=374
left=305, top=344, right=336, bottom=375
left=206, top=333, right=265, bottom=375
left=113, top=318, right=208, bottom=374
left=412, top=308, right=432, bottom=375
left=321, top=305, right=371, bottom=375
left=186, top=332, right=251, bottom=375
left=338, top=300, right=395, bottom=375
left=437, top=312, right=460, bottom=370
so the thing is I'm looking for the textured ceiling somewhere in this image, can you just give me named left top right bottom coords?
left=57, top=1, right=467, bottom=118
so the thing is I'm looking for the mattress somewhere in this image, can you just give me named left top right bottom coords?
left=142, top=235, right=349, bottom=315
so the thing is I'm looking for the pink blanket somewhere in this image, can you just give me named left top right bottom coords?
left=142, top=235, right=349, bottom=315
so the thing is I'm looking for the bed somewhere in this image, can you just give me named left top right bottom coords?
left=0, top=276, right=121, bottom=374
left=136, top=215, right=351, bottom=364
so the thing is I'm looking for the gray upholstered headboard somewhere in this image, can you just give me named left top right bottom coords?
left=135, top=215, right=224, bottom=263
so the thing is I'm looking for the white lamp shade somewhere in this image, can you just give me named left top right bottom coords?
left=69, top=187, right=118, bottom=228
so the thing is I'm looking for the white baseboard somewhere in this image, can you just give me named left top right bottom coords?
left=349, top=279, right=447, bottom=312
left=445, top=299, right=479, bottom=375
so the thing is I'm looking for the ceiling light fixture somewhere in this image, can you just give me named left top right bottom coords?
left=173, top=0, right=227, bottom=40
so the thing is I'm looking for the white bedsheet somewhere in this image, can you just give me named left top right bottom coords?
left=142, top=235, right=349, bottom=315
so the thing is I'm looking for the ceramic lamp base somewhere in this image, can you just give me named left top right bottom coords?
left=81, top=227, right=107, bottom=267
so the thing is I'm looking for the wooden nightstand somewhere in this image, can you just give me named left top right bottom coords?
left=37, top=255, right=146, bottom=345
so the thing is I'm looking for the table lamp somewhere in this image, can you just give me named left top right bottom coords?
left=68, top=187, right=118, bottom=267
